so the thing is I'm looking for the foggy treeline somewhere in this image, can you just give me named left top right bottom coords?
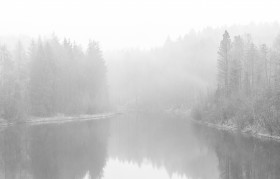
left=108, top=23, right=280, bottom=112
left=193, top=28, right=280, bottom=136
left=1, top=23, right=280, bottom=121
left=0, top=36, right=108, bottom=121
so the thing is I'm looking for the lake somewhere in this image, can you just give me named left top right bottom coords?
left=0, top=112, right=280, bottom=179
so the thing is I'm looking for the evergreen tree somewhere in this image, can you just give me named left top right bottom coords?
left=29, top=39, right=56, bottom=116
left=259, top=44, right=269, bottom=90
left=217, top=31, right=231, bottom=96
left=0, top=45, right=16, bottom=119
left=229, top=36, right=243, bottom=93
left=243, top=40, right=257, bottom=95
left=85, top=41, right=108, bottom=112
left=272, top=35, right=280, bottom=92
left=13, top=41, right=29, bottom=118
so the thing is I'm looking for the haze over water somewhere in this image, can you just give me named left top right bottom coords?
left=0, top=0, right=280, bottom=178
left=0, top=113, right=279, bottom=179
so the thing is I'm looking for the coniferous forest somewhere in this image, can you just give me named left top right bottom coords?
left=0, top=36, right=108, bottom=121
left=193, top=30, right=280, bottom=136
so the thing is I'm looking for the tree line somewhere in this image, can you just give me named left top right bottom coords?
left=0, top=36, right=108, bottom=121
left=193, top=30, right=280, bottom=136
left=217, top=30, right=272, bottom=97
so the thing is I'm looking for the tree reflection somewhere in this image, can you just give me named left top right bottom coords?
left=193, top=123, right=280, bottom=179
left=109, top=113, right=280, bottom=179
left=0, top=119, right=110, bottom=179
left=109, top=113, right=219, bottom=179
left=1, top=114, right=280, bottom=179
left=0, top=126, right=30, bottom=179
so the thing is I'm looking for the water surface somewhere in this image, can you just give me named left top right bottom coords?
left=0, top=113, right=280, bottom=179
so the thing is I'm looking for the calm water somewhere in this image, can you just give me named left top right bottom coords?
left=0, top=113, right=280, bottom=179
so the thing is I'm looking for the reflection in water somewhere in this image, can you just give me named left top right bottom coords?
left=193, top=123, right=280, bottom=179
left=0, top=126, right=30, bottom=179
left=108, top=113, right=219, bottom=179
left=0, top=114, right=280, bottom=179
left=108, top=113, right=280, bottom=179
left=102, top=158, right=188, bottom=179
left=0, top=120, right=110, bottom=179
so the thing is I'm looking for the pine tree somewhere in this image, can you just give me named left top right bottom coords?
left=13, top=41, right=29, bottom=118
left=85, top=41, right=108, bottom=112
left=29, top=39, right=56, bottom=116
left=0, top=45, right=16, bottom=119
left=243, top=37, right=258, bottom=96
left=229, top=36, right=243, bottom=93
left=272, top=35, right=280, bottom=93
left=249, top=43, right=257, bottom=94
left=217, top=30, right=231, bottom=96
left=259, top=44, right=269, bottom=89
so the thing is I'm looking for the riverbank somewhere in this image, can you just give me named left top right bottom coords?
left=167, top=108, right=280, bottom=142
left=189, top=89, right=280, bottom=143
left=0, top=112, right=122, bottom=128
left=191, top=118, right=280, bottom=143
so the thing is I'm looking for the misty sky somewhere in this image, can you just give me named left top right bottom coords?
left=0, top=0, right=279, bottom=50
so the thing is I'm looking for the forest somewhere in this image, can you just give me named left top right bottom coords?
left=1, top=23, right=280, bottom=131
left=0, top=36, right=108, bottom=121
left=193, top=30, right=280, bottom=136
left=107, top=24, right=280, bottom=113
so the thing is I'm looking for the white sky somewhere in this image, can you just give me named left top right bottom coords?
left=0, top=0, right=279, bottom=51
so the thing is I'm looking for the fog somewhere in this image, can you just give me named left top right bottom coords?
left=1, top=0, right=280, bottom=178
left=2, top=24, right=279, bottom=113
left=1, top=0, right=280, bottom=50
left=107, top=23, right=280, bottom=111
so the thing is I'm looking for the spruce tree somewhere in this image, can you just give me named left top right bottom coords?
left=217, top=30, right=231, bottom=96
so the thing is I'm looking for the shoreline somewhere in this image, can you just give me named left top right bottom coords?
left=191, top=119, right=280, bottom=143
left=0, top=112, right=122, bottom=128
left=170, top=109, right=280, bottom=143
